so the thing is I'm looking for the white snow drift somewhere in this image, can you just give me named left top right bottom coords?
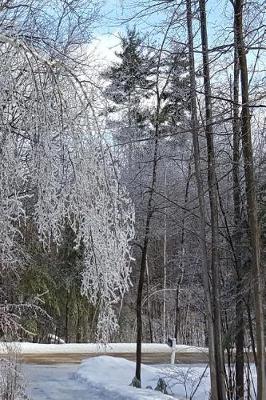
left=76, top=356, right=177, bottom=399
left=76, top=355, right=212, bottom=399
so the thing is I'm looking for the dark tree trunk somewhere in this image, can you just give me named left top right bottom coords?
left=76, top=301, right=81, bottom=343
left=234, top=1, right=265, bottom=398
left=146, top=256, right=153, bottom=343
left=65, top=291, right=69, bottom=343
left=198, top=1, right=226, bottom=398
left=246, top=300, right=258, bottom=367
left=185, top=1, right=220, bottom=399
left=174, top=162, right=191, bottom=341
left=136, top=241, right=148, bottom=383
left=232, top=40, right=245, bottom=400
left=135, top=128, right=159, bottom=384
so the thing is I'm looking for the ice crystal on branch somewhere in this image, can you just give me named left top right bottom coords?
left=0, top=29, right=135, bottom=341
left=0, top=135, right=26, bottom=271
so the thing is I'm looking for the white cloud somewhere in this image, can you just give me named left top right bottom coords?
left=87, top=33, right=121, bottom=69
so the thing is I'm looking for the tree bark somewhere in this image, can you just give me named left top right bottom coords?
left=234, top=1, right=265, bottom=399
left=135, top=120, right=159, bottom=384
left=232, top=32, right=245, bottom=400
left=185, top=1, right=220, bottom=399
left=198, top=1, right=226, bottom=398
left=146, top=256, right=154, bottom=343
left=175, top=161, right=191, bottom=342
left=163, top=168, right=167, bottom=343
left=65, top=290, right=69, bottom=343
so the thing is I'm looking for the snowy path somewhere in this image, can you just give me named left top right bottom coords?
left=23, top=364, right=102, bottom=400
left=22, top=359, right=256, bottom=400
left=22, top=363, right=175, bottom=400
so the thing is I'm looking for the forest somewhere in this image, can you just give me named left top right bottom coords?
left=0, top=0, right=265, bottom=399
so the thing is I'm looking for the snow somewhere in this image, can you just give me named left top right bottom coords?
left=0, top=342, right=208, bottom=355
left=76, top=356, right=174, bottom=399
left=76, top=356, right=210, bottom=399
left=23, top=364, right=93, bottom=400
left=23, top=357, right=257, bottom=400
left=156, top=364, right=210, bottom=399
left=23, top=362, right=174, bottom=400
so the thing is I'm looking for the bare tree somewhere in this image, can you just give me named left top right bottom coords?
left=185, top=1, right=221, bottom=399
left=233, top=1, right=265, bottom=399
left=198, top=1, right=226, bottom=398
left=231, top=17, right=245, bottom=400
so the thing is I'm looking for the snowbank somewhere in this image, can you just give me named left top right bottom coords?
left=76, top=356, right=214, bottom=399
left=76, top=355, right=177, bottom=399
left=0, top=342, right=207, bottom=355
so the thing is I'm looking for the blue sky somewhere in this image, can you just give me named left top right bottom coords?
left=91, top=0, right=232, bottom=64
left=97, top=0, right=230, bottom=38
left=91, top=0, right=264, bottom=101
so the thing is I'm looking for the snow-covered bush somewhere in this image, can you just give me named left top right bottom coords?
left=0, top=344, right=27, bottom=400
left=0, top=25, right=134, bottom=342
left=158, top=365, right=209, bottom=399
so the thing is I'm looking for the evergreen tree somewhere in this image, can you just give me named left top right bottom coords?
left=104, top=27, right=154, bottom=137
left=105, top=28, right=153, bottom=103
left=161, top=46, right=190, bottom=129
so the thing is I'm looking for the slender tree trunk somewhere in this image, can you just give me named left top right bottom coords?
left=135, top=124, right=160, bottom=384
left=234, top=1, right=265, bottom=399
left=232, top=33, right=245, bottom=400
left=146, top=256, right=153, bottom=343
left=198, top=1, right=226, bottom=398
left=185, top=1, right=219, bottom=399
left=163, top=168, right=167, bottom=343
left=65, top=290, right=69, bottom=343
left=174, top=162, right=191, bottom=342
left=128, top=91, right=133, bottom=171
left=246, top=299, right=258, bottom=367
left=136, top=240, right=149, bottom=384
left=76, top=301, right=81, bottom=343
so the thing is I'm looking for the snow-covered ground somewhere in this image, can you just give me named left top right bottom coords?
left=23, top=356, right=257, bottom=400
left=0, top=342, right=207, bottom=354
left=76, top=356, right=210, bottom=399
left=23, top=357, right=211, bottom=399
left=23, top=362, right=175, bottom=399
left=23, top=364, right=95, bottom=400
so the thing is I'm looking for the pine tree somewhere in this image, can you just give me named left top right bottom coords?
left=104, top=27, right=154, bottom=138
left=161, top=46, right=190, bottom=129
left=105, top=28, right=153, bottom=103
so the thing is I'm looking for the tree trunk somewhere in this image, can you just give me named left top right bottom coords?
left=136, top=239, right=149, bottom=384
left=198, top=1, right=226, bottom=398
left=76, top=301, right=81, bottom=343
left=174, top=161, right=191, bottom=342
left=185, top=1, right=220, bottom=399
left=232, top=32, right=245, bottom=400
left=146, top=256, right=153, bottom=343
left=234, top=1, right=265, bottom=399
left=65, top=290, right=69, bottom=343
left=163, top=168, right=167, bottom=343
left=135, top=126, right=159, bottom=384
